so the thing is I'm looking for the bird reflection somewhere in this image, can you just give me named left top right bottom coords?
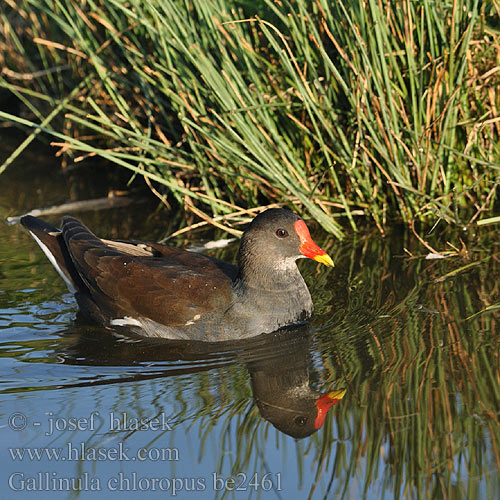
left=244, top=331, right=345, bottom=438
left=57, top=322, right=345, bottom=438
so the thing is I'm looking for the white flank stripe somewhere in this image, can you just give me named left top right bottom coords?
left=110, top=317, right=143, bottom=327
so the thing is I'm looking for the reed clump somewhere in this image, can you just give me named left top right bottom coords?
left=1, top=0, right=499, bottom=238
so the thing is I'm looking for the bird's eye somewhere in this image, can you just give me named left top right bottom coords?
left=294, top=416, right=307, bottom=426
left=275, top=228, right=289, bottom=238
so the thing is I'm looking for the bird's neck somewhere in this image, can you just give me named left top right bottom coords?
left=236, top=252, right=306, bottom=292
left=232, top=260, right=313, bottom=333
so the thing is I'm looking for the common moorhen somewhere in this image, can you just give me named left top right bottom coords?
left=21, top=208, right=333, bottom=341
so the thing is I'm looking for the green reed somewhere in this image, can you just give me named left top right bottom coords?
left=1, top=0, right=499, bottom=238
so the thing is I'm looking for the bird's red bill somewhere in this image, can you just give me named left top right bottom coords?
left=293, top=220, right=334, bottom=267
left=314, top=388, right=346, bottom=429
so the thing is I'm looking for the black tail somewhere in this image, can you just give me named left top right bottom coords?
left=20, top=215, right=86, bottom=293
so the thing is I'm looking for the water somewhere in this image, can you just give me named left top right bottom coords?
left=1, top=136, right=499, bottom=499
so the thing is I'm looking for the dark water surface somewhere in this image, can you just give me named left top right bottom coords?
left=1, top=138, right=499, bottom=499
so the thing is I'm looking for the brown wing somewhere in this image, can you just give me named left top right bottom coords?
left=61, top=217, right=234, bottom=325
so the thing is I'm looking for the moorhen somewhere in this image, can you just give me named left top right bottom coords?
left=21, top=208, right=333, bottom=341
